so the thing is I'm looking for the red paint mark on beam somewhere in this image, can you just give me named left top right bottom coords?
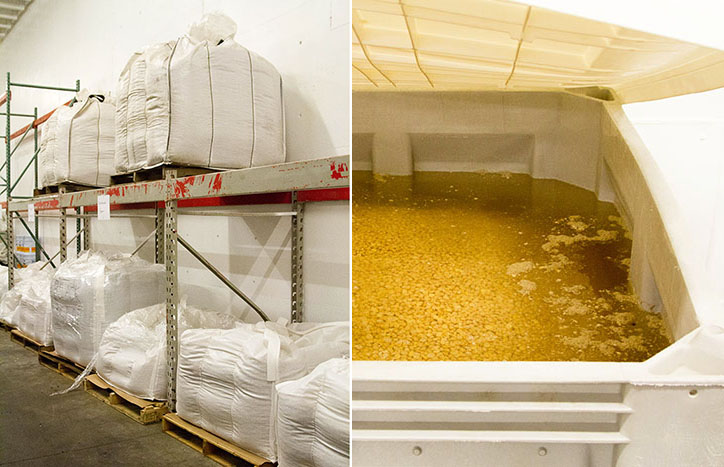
left=34, top=198, right=60, bottom=210
left=330, top=161, right=349, bottom=180
left=104, top=186, right=122, bottom=197
left=174, top=176, right=195, bottom=198
left=211, top=173, right=223, bottom=192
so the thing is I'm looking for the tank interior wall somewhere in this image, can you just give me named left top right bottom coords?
left=601, top=105, right=698, bottom=340
left=352, top=91, right=698, bottom=340
left=352, top=91, right=615, bottom=202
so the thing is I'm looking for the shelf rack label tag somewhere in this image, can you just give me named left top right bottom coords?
left=27, top=204, right=35, bottom=224
left=97, top=195, right=110, bottom=220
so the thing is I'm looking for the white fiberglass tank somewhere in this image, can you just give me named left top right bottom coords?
left=351, top=1, right=724, bottom=465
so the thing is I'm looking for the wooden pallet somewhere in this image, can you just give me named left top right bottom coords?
left=111, top=165, right=219, bottom=185
left=162, top=413, right=275, bottom=467
left=9, top=329, right=53, bottom=352
left=83, top=373, right=168, bottom=424
left=34, top=182, right=98, bottom=196
left=38, top=350, right=86, bottom=381
left=0, top=319, right=14, bottom=332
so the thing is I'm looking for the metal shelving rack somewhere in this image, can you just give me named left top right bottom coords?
left=2, top=102, right=349, bottom=408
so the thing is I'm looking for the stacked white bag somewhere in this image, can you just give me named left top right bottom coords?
left=51, top=251, right=164, bottom=366
left=96, top=302, right=239, bottom=400
left=276, top=358, right=350, bottom=467
left=115, top=13, right=285, bottom=173
left=39, top=91, right=115, bottom=188
left=177, top=321, right=349, bottom=462
left=0, top=263, right=53, bottom=344
left=0, top=265, right=8, bottom=302
left=0, top=211, right=7, bottom=264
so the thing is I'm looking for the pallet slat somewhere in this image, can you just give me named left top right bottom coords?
left=111, top=165, right=220, bottom=185
left=9, top=329, right=53, bottom=352
left=162, top=413, right=275, bottom=467
left=38, top=350, right=86, bottom=381
left=83, top=373, right=168, bottom=425
left=34, top=182, right=98, bottom=196
left=0, top=319, right=15, bottom=332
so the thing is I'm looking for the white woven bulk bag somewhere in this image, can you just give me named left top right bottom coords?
left=39, top=93, right=116, bottom=187
left=177, top=321, right=349, bottom=462
left=96, top=302, right=239, bottom=400
left=113, top=13, right=285, bottom=172
left=115, top=52, right=139, bottom=173
left=51, top=251, right=164, bottom=366
left=38, top=107, right=63, bottom=188
left=276, top=358, right=350, bottom=467
left=115, top=52, right=151, bottom=173
left=144, top=41, right=175, bottom=166
left=164, top=14, right=285, bottom=168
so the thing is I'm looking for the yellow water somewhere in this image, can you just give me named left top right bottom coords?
left=352, top=171, right=673, bottom=362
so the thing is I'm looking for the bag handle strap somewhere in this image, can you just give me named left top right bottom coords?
left=264, top=328, right=281, bottom=382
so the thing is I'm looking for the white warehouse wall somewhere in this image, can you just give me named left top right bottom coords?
left=0, top=0, right=350, bottom=323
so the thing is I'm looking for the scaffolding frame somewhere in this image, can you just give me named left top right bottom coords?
left=1, top=72, right=80, bottom=286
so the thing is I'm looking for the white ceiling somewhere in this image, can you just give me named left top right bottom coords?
left=0, top=1, right=33, bottom=44
left=352, top=0, right=724, bottom=103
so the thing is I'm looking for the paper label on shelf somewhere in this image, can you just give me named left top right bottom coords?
left=97, top=195, right=110, bottom=220
left=27, top=204, right=35, bottom=224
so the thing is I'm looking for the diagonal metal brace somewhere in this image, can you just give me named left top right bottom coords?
left=130, top=229, right=156, bottom=257
left=176, top=233, right=270, bottom=322
left=0, top=146, right=40, bottom=196
left=0, top=232, right=23, bottom=266
left=40, top=228, right=85, bottom=270
left=13, top=212, right=55, bottom=268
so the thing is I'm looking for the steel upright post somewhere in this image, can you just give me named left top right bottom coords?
left=291, top=191, right=305, bottom=322
left=76, top=207, right=82, bottom=254
left=33, top=106, right=39, bottom=262
left=82, top=207, right=90, bottom=251
left=59, top=205, right=67, bottom=263
left=165, top=170, right=179, bottom=410
left=6, top=72, right=14, bottom=288
left=155, top=204, right=165, bottom=264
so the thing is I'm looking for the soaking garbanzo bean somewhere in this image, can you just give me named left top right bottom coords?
left=352, top=171, right=672, bottom=362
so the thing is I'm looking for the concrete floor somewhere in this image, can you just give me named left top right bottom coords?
left=0, top=332, right=216, bottom=466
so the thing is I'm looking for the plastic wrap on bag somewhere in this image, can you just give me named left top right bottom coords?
left=0, top=263, right=54, bottom=344
left=0, top=265, right=8, bottom=302
left=17, top=269, right=54, bottom=345
left=177, top=321, right=349, bottom=462
left=276, top=358, right=350, bottom=467
left=51, top=251, right=164, bottom=366
left=115, top=13, right=285, bottom=173
left=96, top=302, right=239, bottom=400
left=0, top=263, right=49, bottom=328
left=0, top=289, right=21, bottom=326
